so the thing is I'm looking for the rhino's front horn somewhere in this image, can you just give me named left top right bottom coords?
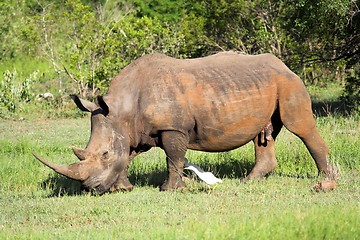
left=32, top=152, right=90, bottom=181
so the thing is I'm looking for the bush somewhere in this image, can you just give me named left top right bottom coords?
left=342, top=72, right=360, bottom=113
left=94, top=16, right=190, bottom=91
left=0, top=69, right=39, bottom=115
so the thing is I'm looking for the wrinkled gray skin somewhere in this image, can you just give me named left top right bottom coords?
left=33, top=52, right=336, bottom=194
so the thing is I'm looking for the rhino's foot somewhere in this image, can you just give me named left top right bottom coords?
left=242, top=175, right=261, bottom=182
left=241, top=173, right=270, bottom=182
left=110, top=177, right=134, bottom=192
left=243, top=157, right=278, bottom=182
left=160, top=175, right=185, bottom=191
left=313, top=180, right=337, bottom=192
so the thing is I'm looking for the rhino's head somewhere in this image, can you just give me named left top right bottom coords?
left=33, top=95, right=133, bottom=194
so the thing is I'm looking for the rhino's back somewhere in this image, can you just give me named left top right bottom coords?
left=109, top=51, right=291, bottom=91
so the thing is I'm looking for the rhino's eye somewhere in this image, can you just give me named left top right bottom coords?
left=101, top=150, right=109, bottom=158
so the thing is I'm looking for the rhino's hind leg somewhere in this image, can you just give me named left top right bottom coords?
left=160, top=131, right=187, bottom=191
left=245, top=111, right=283, bottom=181
left=279, top=83, right=336, bottom=180
left=284, top=119, right=336, bottom=179
left=245, top=137, right=277, bottom=180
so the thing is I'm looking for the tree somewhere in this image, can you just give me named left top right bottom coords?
left=126, top=0, right=186, bottom=22
left=1, top=0, right=358, bottom=113
left=283, top=0, right=359, bottom=111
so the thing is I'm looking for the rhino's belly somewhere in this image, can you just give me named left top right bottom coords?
left=187, top=135, right=253, bottom=152
left=186, top=116, right=267, bottom=152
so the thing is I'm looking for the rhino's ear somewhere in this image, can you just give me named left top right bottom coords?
left=70, top=94, right=98, bottom=112
left=72, top=147, right=91, bottom=161
left=97, top=96, right=109, bottom=115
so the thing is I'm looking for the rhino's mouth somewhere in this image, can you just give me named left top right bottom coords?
left=82, top=171, right=120, bottom=195
left=82, top=177, right=114, bottom=195
left=81, top=172, right=134, bottom=194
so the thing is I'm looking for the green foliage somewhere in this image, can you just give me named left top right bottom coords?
left=12, top=0, right=207, bottom=95
left=28, top=0, right=105, bottom=95
left=0, top=1, right=25, bottom=59
left=0, top=69, right=39, bottom=115
left=342, top=72, right=360, bottom=113
left=95, top=15, right=195, bottom=88
left=0, top=70, right=17, bottom=112
left=0, top=0, right=359, bottom=113
left=129, top=0, right=186, bottom=22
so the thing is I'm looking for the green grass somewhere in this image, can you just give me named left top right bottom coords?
left=307, top=82, right=344, bottom=103
left=0, top=115, right=359, bottom=239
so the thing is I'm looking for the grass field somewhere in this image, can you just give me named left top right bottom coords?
left=0, top=114, right=359, bottom=239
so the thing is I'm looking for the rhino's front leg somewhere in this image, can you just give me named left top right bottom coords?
left=110, top=157, right=134, bottom=192
left=111, top=173, right=134, bottom=192
left=160, top=131, right=187, bottom=191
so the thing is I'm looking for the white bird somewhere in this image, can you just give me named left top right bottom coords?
left=184, top=159, right=222, bottom=185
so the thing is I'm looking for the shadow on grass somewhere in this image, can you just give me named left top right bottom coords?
left=129, top=157, right=255, bottom=188
left=129, top=170, right=168, bottom=188
left=312, top=100, right=347, bottom=116
left=41, top=175, right=82, bottom=197
left=41, top=172, right=168, bottom=196
left=196, top=158, right=254, bottom=180
left=41, top=158, right=255, bottom=196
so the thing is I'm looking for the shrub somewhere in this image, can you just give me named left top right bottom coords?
left=94, top=16, right=190, bottom=92
left=0, top=69, right=39, bottom=115
left=342, top=72, right=360, bottom=113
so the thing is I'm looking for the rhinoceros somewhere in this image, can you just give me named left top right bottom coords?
left=33, top=52, right=336, bottom=194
